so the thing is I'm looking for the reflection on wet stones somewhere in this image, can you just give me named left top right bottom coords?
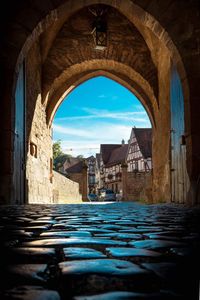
left=63, top=247, right=106, bottom=259
left=58, top=259, right=156, bottom=295
left=129, top=239, right=186, bottom=250
left=106, top=247, right=162, bottom=258
left=22, top=238, right=127, bottom=249
left=73, top=290, right=182, bottom=300
left=0, top=202, right=199, bottom=299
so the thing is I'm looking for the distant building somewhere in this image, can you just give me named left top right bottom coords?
left=95, top=153, right=101, bottom=190
left=64, top=160, right=85, bottom=194
left=99, top=142, right=128, bottom=193
left=86, top=156, right=96, bottom=193
left=62, top=157, right=80, bottom=173
left=64, top=155, right=97, bottom=194
left=126, top=128, right=152, bottom=172
left=98, top=128, right=152, bottom=199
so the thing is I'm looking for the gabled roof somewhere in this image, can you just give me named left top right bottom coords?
left=133, top=128, right=152, bottom=158
left=86, top=155, right=95, bottom=162
left=63, top=157, right=80, bottom=170
left=100, top=144, right=121, bottom=164
left=65, top=161, right=84, bottom=173
left=106, top=144, right=128, bottom=166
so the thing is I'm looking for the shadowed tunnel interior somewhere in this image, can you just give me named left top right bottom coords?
left=0, top=1, right=200, bottom=299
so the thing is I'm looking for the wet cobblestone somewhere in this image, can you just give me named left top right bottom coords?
left=0, top=202, right=200, bottom=299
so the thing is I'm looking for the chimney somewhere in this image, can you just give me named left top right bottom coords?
left=121, top=139, right=125, bottom=146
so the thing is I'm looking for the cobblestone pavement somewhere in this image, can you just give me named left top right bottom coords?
left=0, top=202, right=199, bottom=300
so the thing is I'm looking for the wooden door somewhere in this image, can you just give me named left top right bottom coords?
left=170, top=66, right=189, bottom=203
left=13, top=63, right=26, bottom=204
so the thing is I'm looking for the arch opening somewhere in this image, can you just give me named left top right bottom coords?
left=0, top=0, right=197, bottom=206
left=51, top=75, right=152, bottom=202
left=47, top=69, right=156, bottom=129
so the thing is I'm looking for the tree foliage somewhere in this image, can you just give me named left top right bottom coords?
left=53, top=140, right=85, bottom=171
left=53, top=140, right=63, bottom=160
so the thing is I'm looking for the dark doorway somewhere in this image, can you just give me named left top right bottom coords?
left=13, top=63, right=26, bottom=204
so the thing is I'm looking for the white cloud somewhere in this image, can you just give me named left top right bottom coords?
left=53, top=122, right=138, bottom=157
left=54, top=108, right=149, bottom=123
left=81, top=108, right=148, bottom=122
left=53, top=123, right=132, bottom=140
left=52, top=124, right=92, bottom=138
left=53, top=108, right=151, bottom=157
left=59, top=140, right=100, bottom=157
left=54, top=115, right=95, bottom=121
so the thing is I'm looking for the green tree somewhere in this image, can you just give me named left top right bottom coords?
left=53, top=140, right=63, bottom=160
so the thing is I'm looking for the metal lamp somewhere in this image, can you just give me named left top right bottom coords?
left=90, top=8, right=107, bottom=50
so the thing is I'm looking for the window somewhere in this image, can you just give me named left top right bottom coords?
left=30, top=142, right=37, bottom=158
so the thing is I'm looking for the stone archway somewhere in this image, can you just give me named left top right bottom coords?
left=46, top=63, right=157, bottom=128
left=25, top=2, right=173, bottom=204
left=1, top=0, right=199, bottom=204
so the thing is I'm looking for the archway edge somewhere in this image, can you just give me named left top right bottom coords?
left=46, top=61, right=157, bottom=128
left=41, top=0, right=185, bottom=67
left=11, top=0, right=189, bottom=140
left=14, top=0, right=189, bottom=104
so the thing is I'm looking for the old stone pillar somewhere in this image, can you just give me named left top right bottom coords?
left=82, top=160, right=88, bottom=202
left=121, top=163, right=128, bottom=201
left=152, top=46, right=171, bottom=203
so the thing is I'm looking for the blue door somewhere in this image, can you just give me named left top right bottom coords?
left=13, top=63, right=26, bottom=204
left=170, top=66, right=189, bottom=203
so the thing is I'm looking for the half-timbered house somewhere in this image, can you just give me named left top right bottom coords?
left=99, top=142, right=128, bottom=193
left=126, top=128, right=152, bottom=173
left=98, top=128, right=152, bottom=199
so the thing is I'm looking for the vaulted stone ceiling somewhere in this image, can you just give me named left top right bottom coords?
left=42, top=5, right=158, bottom=102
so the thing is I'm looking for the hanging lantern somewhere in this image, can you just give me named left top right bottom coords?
left=91, top=11, right=107, bottom=50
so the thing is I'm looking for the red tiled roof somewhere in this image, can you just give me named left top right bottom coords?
left=100, top=144, right=121, bottom=164
left=106, top=144, right=128, bottom=166
left=133, top=128, right=152, bottom=158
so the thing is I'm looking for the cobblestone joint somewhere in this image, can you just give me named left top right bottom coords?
left=0, top=202, right=199, bottom=300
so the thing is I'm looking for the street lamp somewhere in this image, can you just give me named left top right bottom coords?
left=90, top=7, right=107, bottom=50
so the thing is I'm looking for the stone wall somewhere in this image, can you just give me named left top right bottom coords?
left=69, top=174, right=84, bottom=195
left=25, top=43, right=82, bottom=204
left=1, top=0, right=200, bottom=206
left=26, top=42, right=54, bottom=204
left=126, top=172, right=152, bottom=201
left=53, top=171, right=82, bottom=203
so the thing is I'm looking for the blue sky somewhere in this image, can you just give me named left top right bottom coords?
left=53, top=76, right=151, bottom=157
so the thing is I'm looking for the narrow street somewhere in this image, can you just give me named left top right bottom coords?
left=0, top=202, right=199, bottom=300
